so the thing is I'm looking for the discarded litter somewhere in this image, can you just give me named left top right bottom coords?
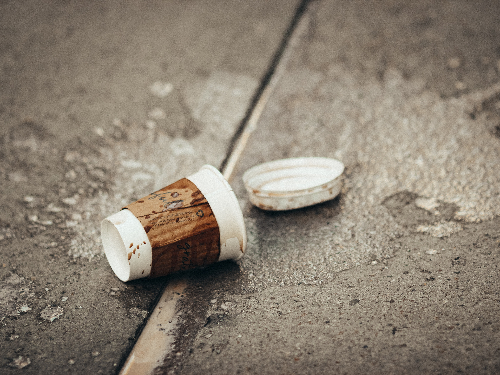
left=101, top=165, right=247, bottom=282
left=243, top=157, right=344, bottom=211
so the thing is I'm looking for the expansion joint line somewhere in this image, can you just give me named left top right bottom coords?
left=221, top=0, right=313, bottom=182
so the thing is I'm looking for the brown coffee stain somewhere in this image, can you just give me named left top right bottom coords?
left=149, top=226, right=220, bottom=278
left=189, top=189, right=206, bottom=206
left=128, top=252, right=132, bottom=261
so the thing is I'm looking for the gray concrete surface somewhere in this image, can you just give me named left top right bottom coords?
left=0, top=1, right=298, bottom=373
left=157, top=0, right=500, bottom=374
left=2, top=0, right=500, bottom=374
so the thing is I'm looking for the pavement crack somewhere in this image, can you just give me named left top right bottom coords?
left=220, top=0, right=313, bottom=180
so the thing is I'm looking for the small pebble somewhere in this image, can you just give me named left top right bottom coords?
left=40, top=306, right=63, bottom=322
left=92, top=351, right=100, bottom=357
left=447, top=57, right=461, bottom=69
left=426, top=249, right=438, bottom=255
left=150, top=81, right=174, bottom=98
left=62, top=197, right=78, bottom=205
left=220, top=302, right=231, bottom=310
left=46, top=203, right=63, bottom=213
left=9, top=356, right=30, bottom=369
left=94, top=127, right=104, bottom=136
left=455, top=81, right=466, bottom=91
left=8, top=172, right=28, bottom=182
left=24, top=196, right=35, bottom=203
left=415, top=197, right=440, bottom=212
left=65, top=170, right=77, bottom=180
left=68, top=359, right=75, bottom=365
left=64, top=151, right=79, bottom=162
left=148, top=107, right=166, bottom=120
left=61, top=297, right=68, bottom=302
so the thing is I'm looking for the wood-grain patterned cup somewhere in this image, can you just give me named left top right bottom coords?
left=101, top=165, right=246, bottom=281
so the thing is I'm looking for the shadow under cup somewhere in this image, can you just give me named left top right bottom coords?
left=101, top=165, right=247, bottom=282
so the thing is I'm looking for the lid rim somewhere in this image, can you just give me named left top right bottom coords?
left=249, top=177, right=343, bottom=198
left=243, top=157, right=345, bottom=211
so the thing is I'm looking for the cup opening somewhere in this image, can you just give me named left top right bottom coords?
left=101, top=218, right=131, bottom=282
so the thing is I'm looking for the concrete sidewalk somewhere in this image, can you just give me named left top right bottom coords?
left=2, top=0, right=500, bottom=374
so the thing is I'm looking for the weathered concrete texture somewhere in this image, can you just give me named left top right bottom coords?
left=0, top=0, right=298, bottom=373
left=305, top=0, right=500, bottom=98
left=171, top=0, right=500, bottom=373
left=178, top=218, right=500, bottom=374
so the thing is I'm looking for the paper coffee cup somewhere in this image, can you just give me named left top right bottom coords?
left=101, top=165, right=247, bottom=282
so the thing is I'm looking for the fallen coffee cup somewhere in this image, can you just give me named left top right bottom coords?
left=101, top=165, right=246, bottom=282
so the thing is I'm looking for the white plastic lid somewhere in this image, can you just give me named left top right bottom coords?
left=242, top=157, right=344, bottom=211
